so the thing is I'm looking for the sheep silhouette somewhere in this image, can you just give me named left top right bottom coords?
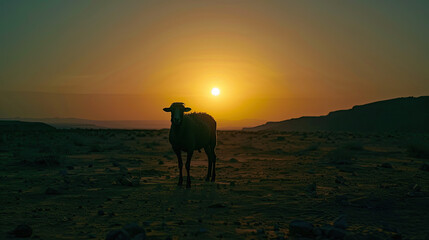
left=163, top=102, right=217, bottom=188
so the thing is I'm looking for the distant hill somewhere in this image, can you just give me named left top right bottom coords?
left=0, top=120, right=56, bottom=131
left=0, top=117, right=265, bottom=130
left=0, top=118, right=170, bottom=129
left=243, top=96, right=429, bottom=132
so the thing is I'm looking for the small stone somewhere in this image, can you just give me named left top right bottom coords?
left=45, top=187, right=59, bottom=195
left=328, top=227, right=347, bottom=239
left=120, top=166, right=129, bottom=174
left=333, top=215, right=348, bottom=229
left=123, top=223, right=145, bottom=238
left=208, top=203, right=226, bottom=208
left=391, top=233, right=402, bottom=240
left=197, top=228, right=208, bottom=234
left=9, top=224, right=32, bottom=238
left=131, top=179, right=140, bottom=186
left=273, top=224, right=280, bottom=231
left=289, top=220, right=315, bottom=237
left=412, top=184, right=421, bottom=192
left=306, top=182, right=316, bottom=192
left=335, top=176, right=346, bottom=185
left=419, top=163, right=429, bottom=171
left=132, top=233, right=147, bottom=240
left=106, top=229, right=131, bottom=240
left=381, top=163, right=392, bottom=168
left=119, top=177, right=133, bottom=186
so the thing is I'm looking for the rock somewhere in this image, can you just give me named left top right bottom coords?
left=335, top=176, right=346, bottom=185
left=120, top=166, right=129, bottom=175
left=321, top=225, right=347, bottom=239
left=123, top=223, right=146, bottom=238
left=412, top=184, right=421, bottom=192
left=9, top=224, right=32, bottom=237
left=132, top=233, right=147, bottom=240
left=229, top=158, right=239, bottom=163
left=45, top=187, right=60, bottom=195
left=333, top=215, right=348, bottom=229
left=59, top=169, right=68, bottom=176
left=381, top=163, right=392, bottom=168
left=119, top=177, right=133, bottom=186
left=335, top=195, right=350, bottom=206
left=289, top=220, right=315, bottom=237
left=208, top=203, right=226, bottom=208
left=106, top=229, right=131, bottom=240
left=329, top=227, right=347, bottom=239
left=306, top=182, right=317, bottom=192
left=320, top=224, right=334, bottom=236
left=273, top=223, right=280, bottom=231
left=131, top=179, right=140, bottom=186
left=419, top=163, right=429, bottom=171
left=391, top=233, right=402, bottom=240
left=98, top=210, right=105, bottom=216
left=197, top=228, right=208, bottom=234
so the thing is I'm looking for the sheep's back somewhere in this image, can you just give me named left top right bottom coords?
left=186, top=112, right=216, bottom=149
left=188, top=112, right=216, bottom=132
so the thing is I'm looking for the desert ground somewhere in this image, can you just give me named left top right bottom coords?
left=1, top=129, right=429, bottom=239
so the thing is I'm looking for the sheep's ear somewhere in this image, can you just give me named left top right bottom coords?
left=163, top=108, right=171, bottom=112
left=184, top=107, right=191, bottom=112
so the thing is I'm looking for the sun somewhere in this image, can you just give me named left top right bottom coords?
left=211, top=87, right=220, bottom=96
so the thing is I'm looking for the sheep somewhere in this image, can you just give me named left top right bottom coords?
left=163, top=102, right=217, bottom=188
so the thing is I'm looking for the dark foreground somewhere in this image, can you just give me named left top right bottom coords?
left=1, top=129, right=428, bottom=239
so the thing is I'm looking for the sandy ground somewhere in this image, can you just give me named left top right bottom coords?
left=0, top=129, right=428, bottom=239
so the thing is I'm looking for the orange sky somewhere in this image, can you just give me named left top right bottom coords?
left=1, top=1, right=428, bottom=125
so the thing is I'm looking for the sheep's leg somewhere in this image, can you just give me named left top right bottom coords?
left=185, top=150, right=193, bottom=188
left=211, top=149, right=216, bottom=182
left=174, top=148, right=183, bottom=186
left=204, top=146, right=212, bottom=182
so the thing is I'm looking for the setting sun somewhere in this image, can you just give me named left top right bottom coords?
left=211, top=87, right=220, bottom=96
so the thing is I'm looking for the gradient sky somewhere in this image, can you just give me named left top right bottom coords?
left=1, top=1, right=428, bottom=123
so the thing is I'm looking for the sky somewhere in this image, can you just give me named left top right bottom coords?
left=1, top=1, right=428, bottom=125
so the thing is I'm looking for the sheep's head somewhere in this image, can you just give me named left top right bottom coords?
left=163, top=102, right=191, bottom=126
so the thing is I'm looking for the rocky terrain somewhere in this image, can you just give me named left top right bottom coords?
left=1, top=129, right=429, bottom=239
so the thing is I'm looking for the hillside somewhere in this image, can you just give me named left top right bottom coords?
left=244, top=96, right=429, bottom=132
left=0, top=121, right=56, bottom=131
